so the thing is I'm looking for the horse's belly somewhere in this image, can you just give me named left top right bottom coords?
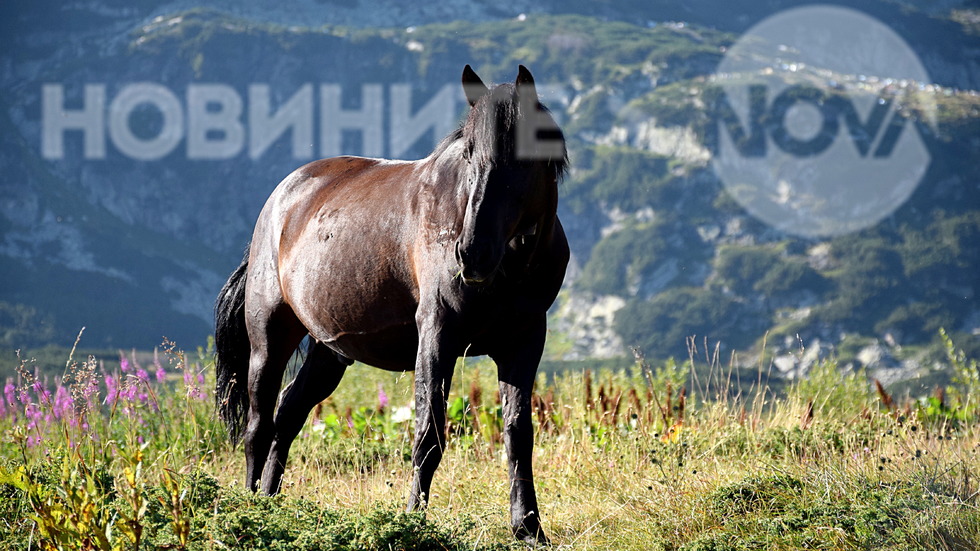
left=284, top=259, right=420, bottom=370
left=278, top=199, right=422, bottom=365
left=325, top=323, right=419, bottom=371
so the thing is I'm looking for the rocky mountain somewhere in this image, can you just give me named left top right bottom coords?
left=1, top=1, right=977, bottom=381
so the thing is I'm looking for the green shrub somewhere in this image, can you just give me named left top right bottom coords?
left=713, top=244, right=829, bottom=300
left=615, top=287, right=763, bottom=358
left=707, top=474, right=803, bottom=517
left=576, top=218, right=670, bottom=296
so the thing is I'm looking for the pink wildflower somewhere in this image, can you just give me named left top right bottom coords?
left=104, top=375, right=118, bottom=405
left=53, top=385, right=73, bottom=420
left=121, top=381, right=139, bottom=402
left=3, top=381, right=15, bottom=409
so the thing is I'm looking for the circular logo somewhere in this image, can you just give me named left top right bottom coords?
left=709, top=5, right=935, bottom=237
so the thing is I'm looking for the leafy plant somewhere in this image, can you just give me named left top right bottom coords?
left=917, top=329, right=980, bottom=427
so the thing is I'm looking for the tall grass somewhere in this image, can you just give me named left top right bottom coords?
left=0, top=333, right=223, bottom=549
left=1, top=331, right=978, bottom=549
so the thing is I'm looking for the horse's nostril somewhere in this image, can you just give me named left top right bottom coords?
left=455, top=242, right=488, bottom=284
left=454, top=241, right=465, bottom=265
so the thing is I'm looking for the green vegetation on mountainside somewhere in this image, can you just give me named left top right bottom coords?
left=1, top=7, right=977, bottom=363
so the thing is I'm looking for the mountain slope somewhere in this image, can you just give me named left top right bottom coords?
left=1, top=3, right=977, bottom=370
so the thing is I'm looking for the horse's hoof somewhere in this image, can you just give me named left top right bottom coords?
left=514, top=526, right=550, bottom=546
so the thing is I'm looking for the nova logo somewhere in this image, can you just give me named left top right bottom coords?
left=708, top=5, right=935, bottom=238
left=708, top=84, right=918, bottom=159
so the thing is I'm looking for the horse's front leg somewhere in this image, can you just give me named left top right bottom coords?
left=491, top=313, right=549, bottom=544
left=407, top=303, right=457, bottom=511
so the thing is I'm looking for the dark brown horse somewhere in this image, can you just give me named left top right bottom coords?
left=215, top=65, right=567, bottom=543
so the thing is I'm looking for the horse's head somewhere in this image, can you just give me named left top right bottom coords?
left=454, top=65, right=567, bottom=286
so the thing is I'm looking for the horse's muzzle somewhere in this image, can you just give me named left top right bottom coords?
left=455, top=240, right=497, bottom=286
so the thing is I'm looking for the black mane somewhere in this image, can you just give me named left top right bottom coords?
left=431, top=82, right=567, bottom=184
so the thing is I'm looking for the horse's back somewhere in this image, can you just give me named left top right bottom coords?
left=268, top=156, right=415, bottom=225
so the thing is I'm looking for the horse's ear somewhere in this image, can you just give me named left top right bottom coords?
left=516, top=65, right=538, bottom=99
left=462, top=64, right=489, bottom=107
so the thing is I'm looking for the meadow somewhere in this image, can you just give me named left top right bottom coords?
left=1, top=331, right=978, bottom=550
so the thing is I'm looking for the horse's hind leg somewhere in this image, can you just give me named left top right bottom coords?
left=244, top=305, right=305, bottom=493
left=259, top=341, right=351, bottom=495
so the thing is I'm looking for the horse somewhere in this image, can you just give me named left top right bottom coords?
left=214, top=65, right=568, bottom=543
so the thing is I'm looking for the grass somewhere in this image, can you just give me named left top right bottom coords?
left=0, top=332, right=978, bottom=550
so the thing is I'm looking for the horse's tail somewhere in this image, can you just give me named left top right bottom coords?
left=215, top=246, right=251, bottom=446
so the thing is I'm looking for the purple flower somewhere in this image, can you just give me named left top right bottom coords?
left=377, top=384, right=389, bottom=410
left=155, top=366, right=166, bottom=383
left=53, top=385, right=73, bottom=420
left=104, top=375, right=118, bottom=405
left=3, top=381, right=14, bottom=409
left=120, top=356, right=130, bottom=373
left=25, top=403, right=42, bottom=436
left=82, top=378, right=99, bottom=401
left=191, top=385, right=207, bottom=401
left=121, top=382, right=138, bottom=403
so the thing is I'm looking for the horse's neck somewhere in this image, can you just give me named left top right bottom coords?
left=413, top=147, right=469, bottom=224
left=421, top=141, right=471, bottom=191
